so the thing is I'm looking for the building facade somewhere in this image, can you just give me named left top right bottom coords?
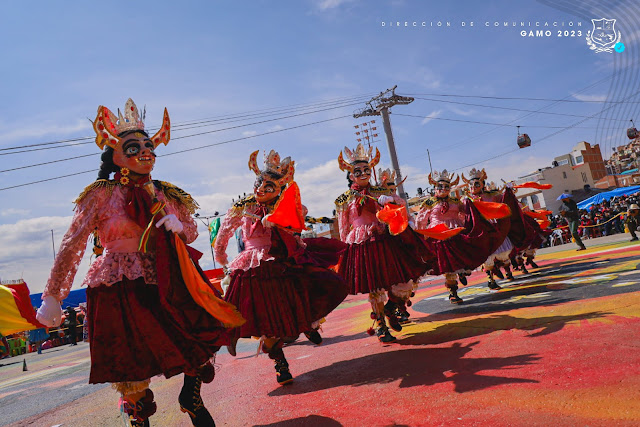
left=515, top=142, right=605, bottom=213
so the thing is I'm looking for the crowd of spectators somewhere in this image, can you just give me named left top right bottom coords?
left=546, top=193, right=640, bottom=246
left=0, top=305, right=87, bottom=359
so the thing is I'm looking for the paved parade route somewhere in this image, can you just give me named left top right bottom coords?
left=3, top=235, right=640, bottom=426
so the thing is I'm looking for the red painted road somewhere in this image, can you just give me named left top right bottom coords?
left=6, top=238, right=640, bottom=426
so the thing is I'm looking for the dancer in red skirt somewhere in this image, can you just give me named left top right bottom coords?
left=415, top=169, right=510, bottom=304
left=462, top=168, right=516, bottom=289
left=335, top=144, right=435, bottom=343
left=214, top=150, right=348, bottom=385
left=36, top=99, right=242, bottom=427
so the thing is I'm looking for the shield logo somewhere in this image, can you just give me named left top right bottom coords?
left=590, top=18, right=617, bottom=48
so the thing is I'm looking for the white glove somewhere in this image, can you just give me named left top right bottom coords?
left=378, top=195, right=395, bottom=205
left=506, top=181, right=515, bottom=189
left=262, top=216, right=274, bottom=228
left=36, top=295, right=63, bottom=327
left=156, top=214, right=184, bottom=234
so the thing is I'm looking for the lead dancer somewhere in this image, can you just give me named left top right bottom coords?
left=36, top=99, right=241, bottom=427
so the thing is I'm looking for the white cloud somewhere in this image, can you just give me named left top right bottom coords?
left=242, top=130, right=258, bottom=137
left=268, top=125, right=284, bottom=132
left=0, top=215, right=94, bottom=294
left=447, top=106, right=475, bottom=117
left=572, top=93, right=607, bottom=102
left=1, top=208, right=30, bottom=217
left=420, top=110, right=442, bottom=125
left=0, top=119, right=90, bottom=145
left=315, top=0, right=353, bottom=11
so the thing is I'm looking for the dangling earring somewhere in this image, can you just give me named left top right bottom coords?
left=119, top=167, right=130, bottom=185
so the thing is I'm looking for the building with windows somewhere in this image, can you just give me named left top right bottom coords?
left=515, top=142, right=606, bottom=213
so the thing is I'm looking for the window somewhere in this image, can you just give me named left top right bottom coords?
left=575, top=155, right=584, bottom=164
left=581, top=172, right=587, bottom=183
left=557, top=159, right=569, bottom=166
left=531, top=194, right=539, bottom=205
left=562, top=172, right=567, bottom=179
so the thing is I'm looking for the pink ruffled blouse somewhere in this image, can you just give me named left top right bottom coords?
left=43, top=184, right=197, bottom=301
left=415, top=198, right=466, bottom=229
left=336, top=193, right=404, bottom=244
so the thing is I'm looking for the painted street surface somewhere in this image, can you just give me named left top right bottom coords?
left=3, top=235, right=640, bottom=426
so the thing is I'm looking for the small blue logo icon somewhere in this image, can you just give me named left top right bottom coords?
left=614, top=42, right=625, bottom=52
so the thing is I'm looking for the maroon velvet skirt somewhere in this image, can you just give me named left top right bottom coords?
left=338, top=229, right=434, bottom=295
left=225, top=260, right=348, bottom=340
left=423, top=201, right=511, bottom=274
left=86, top=278, right=226, bottom=384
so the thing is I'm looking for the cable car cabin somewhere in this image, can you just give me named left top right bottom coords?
left=517, top=133, right=531, bottom=148
left=627, top=127, right=639, bottom=140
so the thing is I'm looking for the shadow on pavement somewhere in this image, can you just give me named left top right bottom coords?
left=402, top=311, right=610, bottom=346
left=269, top=341, right=540, bottom=396
left=254, top=415, right=343, bottom=426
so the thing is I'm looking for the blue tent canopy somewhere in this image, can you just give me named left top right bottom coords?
left=30, top=288, right=86, bottom=309
left=576, top=185, right=640, bottom=210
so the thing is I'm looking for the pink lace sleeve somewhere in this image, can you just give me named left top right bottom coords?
left=213, top=206, right=243, bottom=264
left=337, top=206, right=351, bottom=242
left=43, top=189, right=102, bottom=301
left=166, top=199, right=198, bottom=244
left=415, top=208, right=431, bottom=229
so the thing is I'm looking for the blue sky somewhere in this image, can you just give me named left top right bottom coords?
left=1, top=0, right=639, bottom=294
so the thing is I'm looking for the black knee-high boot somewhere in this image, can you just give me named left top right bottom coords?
left=179, top=374, right=215, bottom=427
left=264, top=340, right=293, bottom=385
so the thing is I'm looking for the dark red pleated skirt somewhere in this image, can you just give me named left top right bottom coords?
left=338, top=229, right=434, bottom=295
left=86, top=278, right=225, bottom=384
left=225, top=260, right=348, bottom=340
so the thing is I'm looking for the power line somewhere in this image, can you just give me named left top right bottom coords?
left=0, top=99, right=365, bottom=158
left=412, top=96, right=632, bottom=122
left=0, top=115, right=350, bottom=192
left=407, top=88, right=640, bottom=183
left=393, top=113, right=608, bottom=129
left=407, top=93, right=640, bottom=104
left=0, top=94, right=374, bottom=153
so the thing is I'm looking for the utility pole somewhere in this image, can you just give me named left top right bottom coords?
left=50, top=230, right=56, bottom=261
left=354, top=85, right=414, bottom=200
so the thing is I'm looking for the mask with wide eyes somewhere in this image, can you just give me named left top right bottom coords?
left=471, top=180, right=483, bottom=189
left=255, top=179, right=278, bottom=194
left=435, top=183, right=451, bottom=191
left=353, top=167, right=371, bottom=178
left=124, top=141, right=155, bottom=158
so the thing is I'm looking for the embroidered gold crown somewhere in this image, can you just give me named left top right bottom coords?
left=248, top=149, right=295, bottom=186
left=93, top=98, right=170, bottom=150
left=338, top=143, right=381, bottom=172
left=428, top=169, right=460, bottom=186
left=378, top=168, right=396, bottom=186
left=461, top=168, right=487, bottom=184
